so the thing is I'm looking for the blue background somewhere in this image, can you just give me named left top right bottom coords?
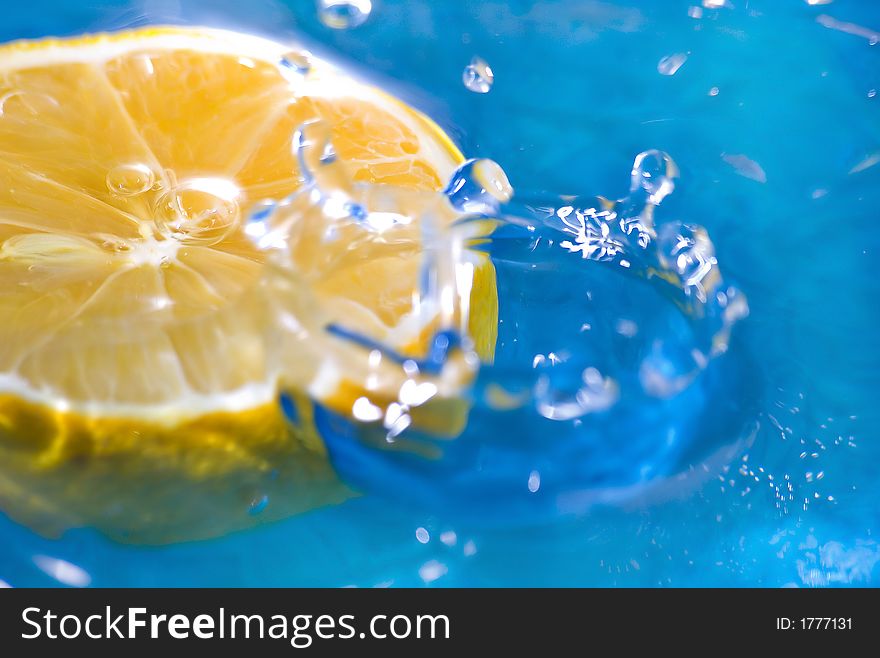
left=1, top=0, right=879, bottom=586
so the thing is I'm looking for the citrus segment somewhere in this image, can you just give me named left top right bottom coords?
left=0, top=27, right=497, bottom=542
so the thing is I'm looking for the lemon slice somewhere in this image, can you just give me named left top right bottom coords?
left=0, top=27, right=498, bottom=542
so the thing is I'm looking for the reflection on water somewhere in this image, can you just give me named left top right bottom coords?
left=0, top=0, right=878, bottom=586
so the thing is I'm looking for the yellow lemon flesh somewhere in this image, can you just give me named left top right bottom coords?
left=0, top=27, right=497, bottom=543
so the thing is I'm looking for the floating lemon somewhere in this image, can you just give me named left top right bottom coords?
left=0, top=27, right=498, bottom=543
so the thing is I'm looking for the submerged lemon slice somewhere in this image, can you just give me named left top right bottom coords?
left=0, top=27, right=497, bottom=542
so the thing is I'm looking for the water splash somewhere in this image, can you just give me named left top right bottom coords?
left=215, top=36, right=754, bottom=522
left=244, top=120, right=489, bottom=448
left=534, top=365, right=619, bottom=421
left=290, top=145, right=755, bottom=521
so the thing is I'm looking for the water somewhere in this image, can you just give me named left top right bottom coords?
left=462, top=56, right=494, bottom=94
left=657, top=52, right=688, bottom=76
left=317, top=0, right=372, bottom=31
left=106, top=163, right=156, bottom=197
left=1, top=0, right=880, bottom=587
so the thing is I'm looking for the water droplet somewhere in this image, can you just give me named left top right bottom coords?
left=383, top=402, right=412, bottom=440
left=419, top=560, right=447, bottom=583
left=106, top=163, right=155, bottom=197
left=155, top=178, right=240, bottom=246
left=656, top=222, right=718, bottom=301
left=722, top=153, right=767, bottom=183
left=527, top=470, right=541, bottom=493
left=657, top=53, right=687, bottom=76
left=630, top=149, right=679, bottom=205
left=33, top=555, right=91, bottom=587
left=444, top=158, right=513, bottom=214
left=415, top=527, right=430, bottom=544
left=398, top=379, right=438, bottom=407
left=462, top=56, right=494, bottom=93
left=688, top=6, right=704, bottom=18
left=248, top=494, right=269, bottom=515
left=534, top=367, right=619, bottom=421
left=352, top=396, right=384, bottom=422
left=708, top=86, right=720, bottom=96
left=318, top=0, right=372, bottom=29
left=868, top=89, right=877, bottom=98
left=280, top=50, right=312, bottom=80
left=615, top=318, right=639, bottom=337
left=440, top=531, right=457, bottom=546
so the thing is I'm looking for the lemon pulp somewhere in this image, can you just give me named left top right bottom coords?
left=0, top=27, right=497, bottom=542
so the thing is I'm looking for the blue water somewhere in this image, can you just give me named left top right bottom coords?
left=2, top=0, right=880, bottom=587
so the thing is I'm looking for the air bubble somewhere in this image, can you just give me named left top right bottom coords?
left=154, top=178, right=241, bottom=246
left=444, top=158, right=513, bottom=214
left=462, top=56, right=494, bottom=93
left=106, top=164, right=156, bottom=197
left=318, top=0, right=372, bottom=30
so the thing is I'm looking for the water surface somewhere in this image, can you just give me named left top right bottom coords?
left=1, top=0, right=879, bottom=587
